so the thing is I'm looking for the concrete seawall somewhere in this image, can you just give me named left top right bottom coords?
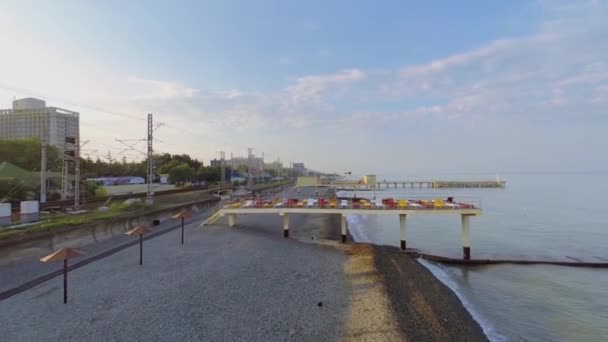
left=0, top=198, right=219, bottom=261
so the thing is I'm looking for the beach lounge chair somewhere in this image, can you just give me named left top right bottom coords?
left=409, top=202, right=422, bottom=208
left=374, top=199, right=384, bottom=208
left=420, top=200, right=434, bottom=209
left=243, top=200, right=254, bottom=208
left=397, top=199, right=408, bottom=208
left=340, top=200, right=348, bottom=208
left=228, top=202, right=242, bottom=208
left=433, top=198, right=444, bottom=208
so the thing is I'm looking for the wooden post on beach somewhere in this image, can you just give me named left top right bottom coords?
left=126, top=225, right=151, bottom=265
left=340, top=215, right=347, bottom=243
left=461, top=214, right=472, bottom=260
left=399, top=214, right=407, bottom=251
left=282, top=213, right=289, bottom=237
left=40, top=247, right=84, bottom=304
left=172, top=209, right=192, bottom=245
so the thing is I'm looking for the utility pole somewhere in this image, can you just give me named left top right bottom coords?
left=74, top=137, right=81, bottom=211
left=40, top=142, right=47, bottom=204
left=216, top=151, right=226, bottom=188
left=146, top=114, right=154, bottom=204
left=230, top=152, right=234, bottom=183
left=247, top=148, right=254, bottom=190
left=115, top=114, right=160, bottom=204
left=63, top=136, right=80, bottom=210
left=61, top=118, right=68, bottom=200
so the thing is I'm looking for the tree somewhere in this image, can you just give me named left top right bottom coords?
left=0, top=138, right=61, bottom=171
left=168, top=163, right=196, bottom=185
left=197, top=165, right=223, bottom=184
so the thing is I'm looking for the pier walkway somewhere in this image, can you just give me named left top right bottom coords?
left=203, top=197, right=481, bottom=260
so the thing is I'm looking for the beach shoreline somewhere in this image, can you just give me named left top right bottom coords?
left=0, top=203, right=487, bottom=341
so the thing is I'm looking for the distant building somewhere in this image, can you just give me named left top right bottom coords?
left=293, top=163, right=306, bottom=175
left=296, top=176, right=319, bottom=187
left=230, top=156, right=264, bottom=170
left=362, top=175, right=377, bottom=187
left=265, top=160, right=283, bottom=170
left=159, top=174, right=169, bottom=184
left=0, top=98, right=79, bottom=152
left=210, top=159, right=224, bottom=167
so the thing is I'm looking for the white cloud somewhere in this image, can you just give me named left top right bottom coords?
left=124, top=77, right=199, bottom=100
left=283, top=69, right=365, bottom=110
left=2, top=0, right=608, bottom=170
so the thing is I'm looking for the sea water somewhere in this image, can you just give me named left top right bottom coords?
left=345, top=173, right=608, bottom=341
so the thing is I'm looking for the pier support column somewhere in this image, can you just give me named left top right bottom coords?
left=461, top=214, right=472, bottom=260
left=228, top=214, right=236, bottom=227
left=399, top=214, right=407, bottom=251
left=282, top=213, right=289, bottom=238
left=341, top=215, right=347, bottom=243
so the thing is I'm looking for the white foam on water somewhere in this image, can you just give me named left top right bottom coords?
left=345, top=215, right=371, bottom=243
left=417, top=259, right=506, bottom=342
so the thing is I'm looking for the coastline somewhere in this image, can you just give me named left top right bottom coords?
left=0, top=201, right=487, bottom=341
left=284, top=212, right=488, bottom=340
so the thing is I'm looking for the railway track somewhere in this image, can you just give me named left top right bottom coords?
left=8, top=185, right=232, bottom=211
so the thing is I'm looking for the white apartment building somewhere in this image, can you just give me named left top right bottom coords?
left=0, top=98, right=79, bottom=151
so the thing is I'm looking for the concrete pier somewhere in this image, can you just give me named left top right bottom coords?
left=282, top=213, right=289, bottom=238
left=399, top=214, right=407, bottom=251
left=228, top=214, right=236, bottom=227
left=374, top=180, right=505, bottom=189
left=206, top=200, right=481, bottom=259
left=340, top=215, right=347, bottom=243
left=461, top=214, right=472, bottom=260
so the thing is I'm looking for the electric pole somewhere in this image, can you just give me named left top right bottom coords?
left=147, top=113, right=154, bottom=204
left=61, top=118, right=68, bottom=200
left=40, top=142, right=47, bottom=204
left=115, top=113, right=160, bottom=204
left=230, top=152, right=234, bottom=184
left=74, top=136, right=81, bottom=211
left=217, top=151, right=226, bottom=188
left=247, top=147, right=254, bottom=190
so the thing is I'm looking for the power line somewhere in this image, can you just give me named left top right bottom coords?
left=1, top=83, right=294, bottom=165
left=0, top=82, right=145, bottom=121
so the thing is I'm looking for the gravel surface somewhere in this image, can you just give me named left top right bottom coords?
left=0, top=202, right=217, bottom=295
left=0, top=214, right=349, bottom=341
left=0, top=185, right=487, bottom=341
left=373, top=245, right=488, bottom=341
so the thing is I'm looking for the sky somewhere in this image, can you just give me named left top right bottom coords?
left=0, top=0, right=607, bottom=175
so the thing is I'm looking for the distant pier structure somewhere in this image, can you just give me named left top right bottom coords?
left=376, top=180, right=506, bottom=189
left=329, top=174, right=506, bottom=189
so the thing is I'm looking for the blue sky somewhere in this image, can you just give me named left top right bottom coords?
left=0, top=0, right=607, bottom=174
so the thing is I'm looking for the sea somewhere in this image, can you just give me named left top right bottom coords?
left=343, top=173, right=608, bottom=341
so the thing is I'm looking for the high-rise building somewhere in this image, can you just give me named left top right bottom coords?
left=293, top=162, right=306, bottom=175
left=0, top=98, right=79, bottom=151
